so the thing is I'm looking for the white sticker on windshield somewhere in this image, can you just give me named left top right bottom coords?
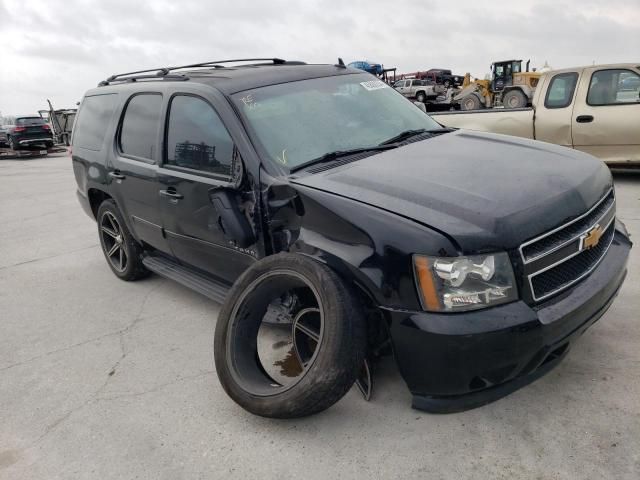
left=360, top=80, right=388, bottom=91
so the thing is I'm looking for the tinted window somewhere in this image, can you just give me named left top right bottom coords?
left=166, top=95, right=234, bottom=177
left=17, top=117, right=46, bottom=125
left=545, top=72, right=578, bottom=109
left=588, top=69, right=640, bottom=106
left=73, top=94, right=117, bottom=150
left=119, top=94, right=162, bottom=160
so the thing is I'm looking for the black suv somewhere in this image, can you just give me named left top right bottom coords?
left=72, top=58, right=631, bottom=418
left=7, top=116, right=54, bottom=150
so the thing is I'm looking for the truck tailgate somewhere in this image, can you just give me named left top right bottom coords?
left=431, top=108, right=535, bottom=139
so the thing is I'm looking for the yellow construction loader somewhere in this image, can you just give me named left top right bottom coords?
left=455, top=60, right=541, bottom=110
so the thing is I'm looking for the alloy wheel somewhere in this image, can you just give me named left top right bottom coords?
left=228, top=271, right=325, bottom=396
left=100, top=211, right=127, bottom=272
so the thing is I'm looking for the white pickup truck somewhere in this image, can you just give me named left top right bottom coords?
left=431, top=63, right=640, bottom=167
left=393, top=79, right=439, bottom=103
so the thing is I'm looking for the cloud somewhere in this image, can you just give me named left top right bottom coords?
left=0, top=0, right=638, bottom=114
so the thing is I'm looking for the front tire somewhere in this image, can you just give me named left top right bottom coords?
left=460, top=94, right=482, bottom=111
left=214, top=253, right=367, bottom=418
left=503, top=89, right=527, bottom=109
left=96, top=199, right=149, bottom=281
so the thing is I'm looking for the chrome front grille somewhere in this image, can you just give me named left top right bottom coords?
left=520, top=189, right=616, bottom=302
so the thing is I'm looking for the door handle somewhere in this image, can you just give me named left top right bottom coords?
left=159, top=189, right=184, bottom=199
left=576, top=115, right=594, bottom=123
left=109, top=171, right=125, bottom=180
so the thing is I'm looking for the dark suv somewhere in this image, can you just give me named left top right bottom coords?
left=7, top=116, right=54, bottom=150
left=72, top=58, right=631, bottom=418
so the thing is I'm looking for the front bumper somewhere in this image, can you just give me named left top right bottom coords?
left=384, top=230, right=631, bottom=413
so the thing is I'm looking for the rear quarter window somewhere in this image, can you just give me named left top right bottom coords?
left=73, top=94, right=117, bottom=151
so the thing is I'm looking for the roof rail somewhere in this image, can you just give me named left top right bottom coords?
left=98, top=58, right=294, bottom=86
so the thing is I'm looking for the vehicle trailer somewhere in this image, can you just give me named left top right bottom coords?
left=433, top=63, right=640, bottom=167
left=39, top=99, right=77, bottom=146
left=72, top=58, right=631, bottom=418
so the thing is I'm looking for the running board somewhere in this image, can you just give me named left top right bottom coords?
left=142, top=255, right=230, bottom=304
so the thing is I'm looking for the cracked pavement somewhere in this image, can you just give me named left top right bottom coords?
left=1, top=156, right=639, bottom=479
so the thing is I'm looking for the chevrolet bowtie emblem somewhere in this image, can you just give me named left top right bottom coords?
left=582, top=224, right=604, bottom=250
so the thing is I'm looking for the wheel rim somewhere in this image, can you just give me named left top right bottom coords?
left=100, top=211, right=127, bottom=272
left=226, top=270, right=325, bottom=396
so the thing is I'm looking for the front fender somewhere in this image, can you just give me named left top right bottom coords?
left=265, top=182, right=457, bottom=310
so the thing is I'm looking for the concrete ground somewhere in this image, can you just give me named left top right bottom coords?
left=1, top=154, right=638, bottom=480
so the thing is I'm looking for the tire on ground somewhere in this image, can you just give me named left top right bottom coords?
left=460, top=94, right=482, bottom=111
left=503, top=89, right=528, bottom=109
left=416, top=91, right=426, bottom=103
left=96, top=199, right=150, bottom=281
left=214, top=253, right=367, bottom=418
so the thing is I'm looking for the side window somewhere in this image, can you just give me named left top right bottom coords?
left=544, top=72, right=578, bottom=109
left=587, top=69, right=640, bottom=106
left=73, top=94, right=117, bottom=151
left=165, top=95, right=234, bottom=178
left=119, top=93, right=163, bottom=161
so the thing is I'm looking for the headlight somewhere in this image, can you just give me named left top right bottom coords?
left=413, top=252, right=517, bottom=312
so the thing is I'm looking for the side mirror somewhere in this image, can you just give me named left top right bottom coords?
left=209, top=188, right=256, bottom=248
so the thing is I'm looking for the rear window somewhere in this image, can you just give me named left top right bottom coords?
left=16, top=117, right=46, bottom=125
left=73, top=94, right=117, bottom=151
left=544, top=72, right=578, bottom=109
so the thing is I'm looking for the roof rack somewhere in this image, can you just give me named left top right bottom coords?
left=98, top=58, right=296, bottom=86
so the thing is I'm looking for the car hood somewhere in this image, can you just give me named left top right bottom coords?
left=291, top=130, right=613, bottom=253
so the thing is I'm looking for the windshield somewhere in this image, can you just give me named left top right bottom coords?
left=232, top=73, right=442, bottom=170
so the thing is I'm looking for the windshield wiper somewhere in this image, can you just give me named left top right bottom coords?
left=289, top=145, right=397, bottom=173
left=378, top=127, right=455, bottom=146
left=378, top=128, right=427, bottom=145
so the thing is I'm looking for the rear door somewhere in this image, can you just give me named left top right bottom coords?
left=157, top=93, right=256, bottom=283
left=572, top=66, right=640, bottom=164
left=109, top=92, right=171, bottom=253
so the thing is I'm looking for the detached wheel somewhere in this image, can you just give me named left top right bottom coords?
left=214, top=253, right=366, bottom=418
left=96, top=199, right=149, bottom=281
left=503, top=90, right=527, bottom=109
left=416, top=91, right=426, bottom=103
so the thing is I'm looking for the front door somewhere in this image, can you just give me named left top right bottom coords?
left=109, top=92, right=171, bottom=253
left=534, top=70, right=580, bottom=147
left=158, top=94, right=257, bottom=283
left=572, top=67, right=640, bottom=164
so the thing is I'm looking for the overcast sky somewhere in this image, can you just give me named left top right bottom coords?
left=0, top=0, right=638, bottom=115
